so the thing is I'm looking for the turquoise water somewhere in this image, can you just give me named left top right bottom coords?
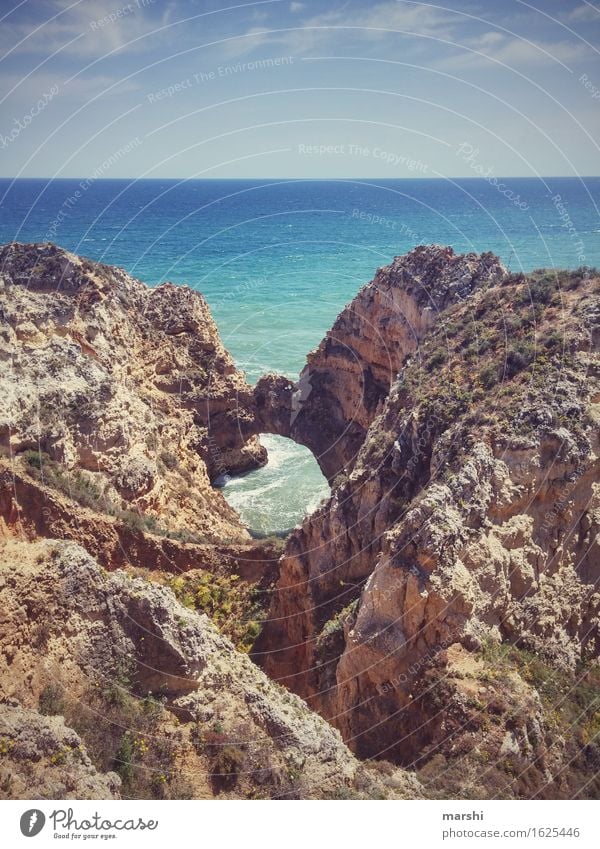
left=1, top=177, right=599, bottom=532
left=219, top=434, right=329, bottom=536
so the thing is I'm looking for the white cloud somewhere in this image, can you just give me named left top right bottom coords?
left=1, top=70, right=142, bottom=103
left=307, top=2, right=456, bottom=39
left=569, top=3, right=600, bottom=22
left=8, top=0, right=590, bottom=75
left=1, top=0, right=175, bottom=59
left=436, top=30, right=592, bottom=71
left=216, top=26, right=276, bottom=60
left=223, top=1, right=456, bottom=60
left=475, top=31, right=505, bottom=48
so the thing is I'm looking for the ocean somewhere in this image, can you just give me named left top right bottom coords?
left=1, top=177, right=599, bottom=533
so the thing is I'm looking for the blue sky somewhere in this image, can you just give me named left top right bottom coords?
left=1, top=0, right=599, bottom=178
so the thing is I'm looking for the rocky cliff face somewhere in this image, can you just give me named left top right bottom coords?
left=0, top=703, right=121, bottom=800
left=257, top=248, right=600, bottom=798
left=0, top=241, right=420, bottom=801
left=255, top=246, right=506, bottom=482
left=0, top=538, right=419, bottom=800
left=0, top=242, right=264, bottom=546
left=1, top=240, right=598, bottom=800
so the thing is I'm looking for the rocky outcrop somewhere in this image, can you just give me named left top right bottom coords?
left=0, top=242, right=422, bottom=799
left=0, top=703, right=121, bottom=800
left=0, top=242, right=264, bottom=545
left=258, top=254, right=600, bottom=797
left=1, top=240, right=598, bottom=800
left=0, top=456, right=281, bottom=577
left=255, top=246, right=505, bottom=481
left=0, top=537, right=420, bottom=800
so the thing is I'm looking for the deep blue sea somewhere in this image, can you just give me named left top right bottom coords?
left=2, top=177, right=599, bottom=533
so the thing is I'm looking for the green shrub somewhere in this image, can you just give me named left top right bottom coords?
left=113, top=733, right=134, bottom=789
left=426, top=347, right=447, bottom=370
left=518, top=278, right=556, bottom=307
left=23, top=449, right=45, bottom=470
left=504, top=342, right=535, bottom=378
left=20, top=449, right=192, bottom=542
left=480, top=363, right=499, bottom=390
left=542, top=329, right=563, bottom=350
left=22, top=450, right=104, bottom=510
left=212, top=744, right=246, bottom=790
left=166, top=572, right=267, bottom=653
left=100, top=663, right=133, bottom=708
left=317, top=599, right=359, bottom=647
left=64, top=668, right=175, bottom=799
left=503, top=314, right=523, bottom=334
left=39, top=683, right=65, bottom=716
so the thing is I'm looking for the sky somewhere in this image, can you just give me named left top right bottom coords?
left=0, top=0, right=599, bottom=178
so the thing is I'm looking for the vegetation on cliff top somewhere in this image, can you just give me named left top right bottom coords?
left=362, top=266, right=598, bottom=476
left=127, top=566, right=273, bottom=654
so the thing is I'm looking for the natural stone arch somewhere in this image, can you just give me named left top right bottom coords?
left=252, top=246, right=506, bottom=483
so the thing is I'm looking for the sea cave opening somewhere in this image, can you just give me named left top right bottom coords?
left=220, top=434, right=330, bottom=538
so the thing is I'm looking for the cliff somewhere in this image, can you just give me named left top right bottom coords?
left=0, top=242, right=264, bottom=547
left=1, top=240, right=598, bottom=800
left=0, top=242, right=418, bottom=800
left=0, top=537, right=419, bottom=800
left=257, top=247, right=600, bottom=798
left=255, top=245, right=506, bottom=481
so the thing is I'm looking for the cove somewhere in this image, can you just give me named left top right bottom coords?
left=220, top=434, right=330, bottom=537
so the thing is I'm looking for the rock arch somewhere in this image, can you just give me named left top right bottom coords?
left=253, top=245, right=506, bottom=483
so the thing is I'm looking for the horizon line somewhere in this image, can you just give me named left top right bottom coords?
left=1, top=175, right=599, bottom=182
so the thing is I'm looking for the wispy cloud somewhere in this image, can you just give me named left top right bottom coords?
left=437, top=29, right=592, bottom=71
left=569, top=2, right=600, bottom=22
left=4, top=0, right=597, bottom=78
left=222, top=1, right=457, bottom=60
left=219, top=0, right=593, bottom=70
left=0, top=0, right=175, bottom=59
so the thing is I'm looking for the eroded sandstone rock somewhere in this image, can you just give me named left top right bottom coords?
left=0, top=703, right=121, bottom=800
left=0, top=242, right=265, bottom=544
left=256, top=245, right=506, bottom=481
left=0, top=537, right=419, bottom=800
left=257, top=253, right=600, bottom=797
left=1, top=241, right=598, bottom=800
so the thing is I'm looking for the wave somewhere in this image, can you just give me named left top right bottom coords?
left=222, top=434, right=329, bottom=533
